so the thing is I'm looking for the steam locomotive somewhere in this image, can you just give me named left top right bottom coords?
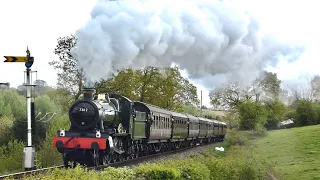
left=53, top=88, right=227, bottom=167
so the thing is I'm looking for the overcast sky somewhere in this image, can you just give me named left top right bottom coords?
left=0, top=0, right=319, bottom=107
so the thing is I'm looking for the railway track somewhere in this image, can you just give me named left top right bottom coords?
left=0, top=141, right=221, bottom=180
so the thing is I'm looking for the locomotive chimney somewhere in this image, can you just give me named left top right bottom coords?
left=82, top=87, right=96, bottom=101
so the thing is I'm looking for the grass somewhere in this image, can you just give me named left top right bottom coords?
left=253, top=125, right=320, bottom=180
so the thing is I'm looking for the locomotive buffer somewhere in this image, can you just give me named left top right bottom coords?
left=3, top=47, right=36, bottom=170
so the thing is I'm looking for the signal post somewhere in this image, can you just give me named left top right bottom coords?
left=3, top=47, right=36, bottom=171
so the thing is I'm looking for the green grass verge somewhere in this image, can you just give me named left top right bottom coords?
left=253, top=125, right=320, bottom=180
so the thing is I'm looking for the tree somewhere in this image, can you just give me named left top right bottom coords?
left=237, top=100, right=267, bottom=130
left=49, top=34, right=84, bottom=101
left=96, top=66, right=199, bottom=111
left=294, top=100, right=317, bottom=126
left=209, top=71, right=282, bottom=109
left=209, top=83, right=243, bottom=109
left=149, top=67, right=199, bottom=110
left=264, top=100, right=287, bottom=130
left=96, top=68, right=139, bottom=100
left=259, top=71, right=281, bottom=100
left=45, top=89, right=74, bottom=113
left=311, top=75, right=320, bottom=101
left=34, top=80, right=48, bottom=87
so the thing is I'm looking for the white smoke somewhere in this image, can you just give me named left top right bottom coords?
left=71, top=0, right=304, bottom=87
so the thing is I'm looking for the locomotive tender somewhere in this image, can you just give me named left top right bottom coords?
left=53, top=88, right=227, bottom=167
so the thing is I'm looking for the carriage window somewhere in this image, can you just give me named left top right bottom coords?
left=164, top=118, right=168, bottom=129
left=162, top=117, right=164, bottom=129
left=165, top=118, right=167, bottom=129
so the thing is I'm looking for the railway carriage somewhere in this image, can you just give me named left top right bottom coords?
left=133, top=101, right=172, bottom=141
left=170, top=111, right=189, bottom=140
left=53, top=88, right=227, bottom=167
left=186, top=114, right=199, bottom=139
left=213, top=120, right=220, bottom=137
left=198, top=117, right=208, bottom=138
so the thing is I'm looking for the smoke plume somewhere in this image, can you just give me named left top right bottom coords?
left=71, top=0, right=304, bottom=87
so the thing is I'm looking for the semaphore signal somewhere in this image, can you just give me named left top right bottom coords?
left=3, top=47, right=37, bottom=171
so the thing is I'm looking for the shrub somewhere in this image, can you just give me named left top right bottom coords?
left=135, top=163, right=180, bottom=180
left=164, top=159, right=210, bottom=180
left=0, top=140, right=24, bottom=175
left=201, top=146, right=270, bottom=180
left=227, top=130, right=249, bottom=146
left=294, top=100, right=317, bottom=126
left=237, top=101, right=267, bottom=131
left=100, top=167, right=136, bottom=180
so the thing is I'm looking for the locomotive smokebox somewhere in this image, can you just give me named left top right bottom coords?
left=82, top=88, right=96, bottom=101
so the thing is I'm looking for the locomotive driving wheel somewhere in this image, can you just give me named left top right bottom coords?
left=103, top=154, right=111, bottom=165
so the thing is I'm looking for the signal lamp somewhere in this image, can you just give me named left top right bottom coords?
left=25, top=57, right=34, bottom=68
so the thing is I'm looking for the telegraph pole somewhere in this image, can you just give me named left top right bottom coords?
left=3, top=47, right=36, bottom=170
left=200, top=90, right=203, bottom=117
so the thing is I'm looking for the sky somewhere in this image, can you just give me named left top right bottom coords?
left=0, top=0, right=319, bottom=107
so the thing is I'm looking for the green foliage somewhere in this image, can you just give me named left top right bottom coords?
left=182, top=104, right=218, bottom=119
left=21, top=166, right=137, bottom=180
left=135, top=163, right=181, bottom=180
left=237, top=101, right=267, bottom=130
left=11, top=94, right=57, bottom=145
left=259, top=71, right=281, bottom=99
left=0, top=140, right=24, bottom=175
left=264, top=100, right=287, bottom=130
left=45, top=88, right=74, bottom=113
left=312, top=103, right=320, bottom=124
left=202, top=146, right=270, bottom=180
left=0, top=89, right=26, bottom=120
left=209, top=71, right=282, bottom=109
left=0, top=116, right=14, bottom=145
left=36, top=114, right=70, bottom=168
left=227, top=130, right=249, bottom=146
left=97, top=66, right=199, bottom=111
left=100, top=167, right=136, bottom=180
left=34, top=95, right=56, bottom=115
left=222, top=110, right=240, bottom=129
left=294, top=100, right=317, bottom=126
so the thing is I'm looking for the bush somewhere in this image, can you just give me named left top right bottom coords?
left=0, top=140, right=24, bottom=175
left=165, top=159, right=210, bottom=180
left=200, top=146, right=270, bottom=180
left=135, top=163, right=180, bottom=180
left=100, top=167, right=136, bottom=180
left=294, top=100, right=317, bottom=126
left=0, top=116, right=14, bottom=145
left=237, top=101, right=267, bottom=130
left=227, top=129, right=249, bottom=146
